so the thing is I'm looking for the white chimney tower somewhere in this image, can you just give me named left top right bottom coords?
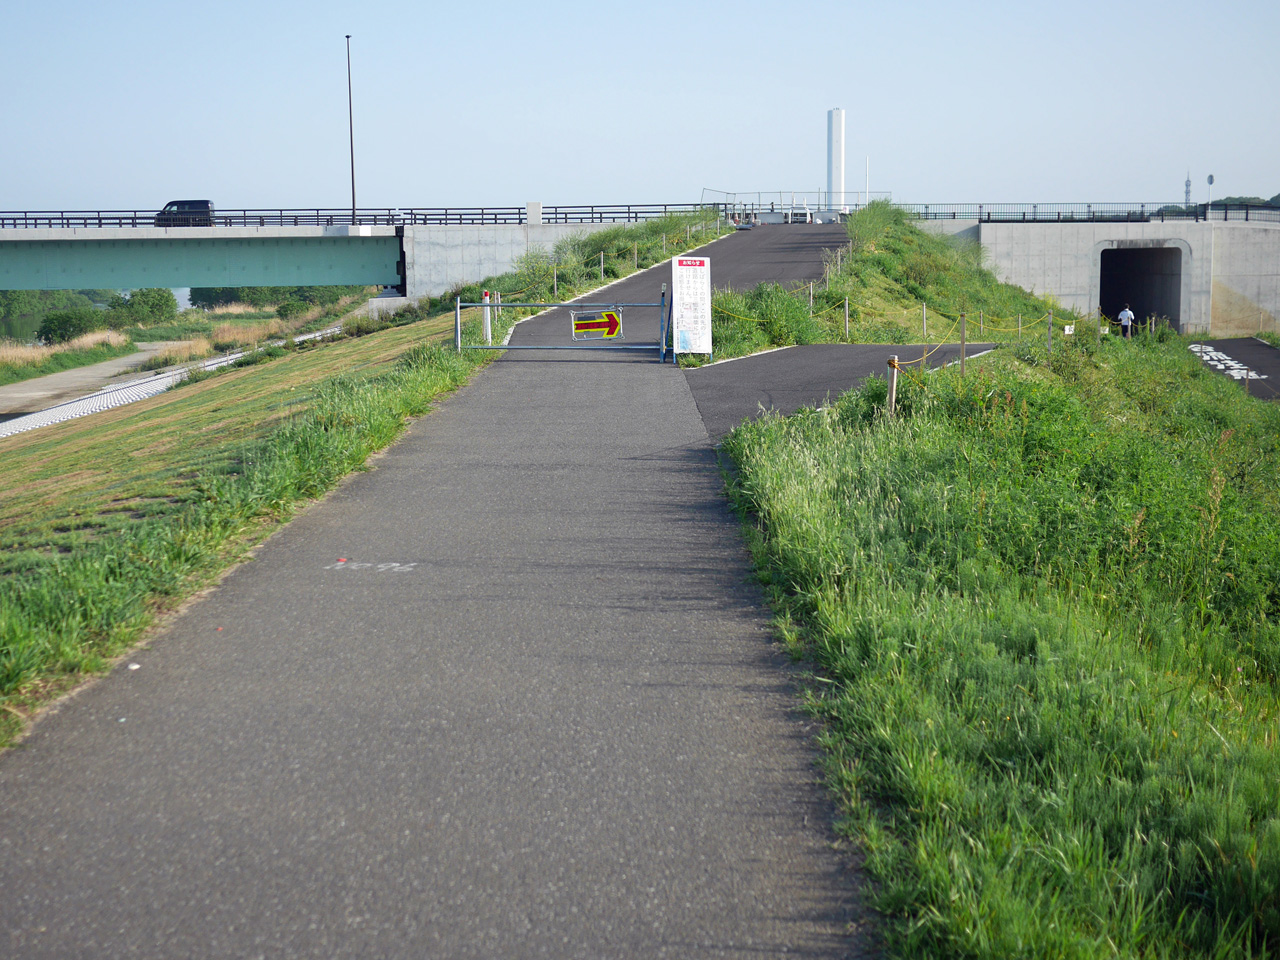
left=827, top=108, right=846, bottom=211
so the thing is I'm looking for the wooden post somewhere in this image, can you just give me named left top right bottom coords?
left=844, top=297, right=850, bottom=340
left=887, top=355, right=898, bottom=418
left=960, top=313, right=967, bottom=377
left=922, top=302, right=927, bottom=340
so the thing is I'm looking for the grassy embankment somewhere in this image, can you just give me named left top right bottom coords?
left=0, top=213, right=726, bottom=746
left=700, top=202, right=1084, bottom=365
left=723, top=207, right=1280, bottom=957
left=0, top=331, right=138, bottom=387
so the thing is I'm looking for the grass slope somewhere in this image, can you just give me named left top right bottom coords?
left=705, top=202, right=1086, bottom=364
left=723, top=211, right=1280, bottom=957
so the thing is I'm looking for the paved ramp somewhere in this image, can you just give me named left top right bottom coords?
left=0, top=230, right=866, bottom=958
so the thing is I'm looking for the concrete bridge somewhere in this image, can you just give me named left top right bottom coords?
left=0, top=204, right=688, bottom=302
left=4, top=202, right=1278, bottom=336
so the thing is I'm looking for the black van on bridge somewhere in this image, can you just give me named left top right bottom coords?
left=154, top=199, right=215, bottom=227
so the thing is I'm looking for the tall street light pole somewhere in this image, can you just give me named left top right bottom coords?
left=346, top=34, right=356, bottom=223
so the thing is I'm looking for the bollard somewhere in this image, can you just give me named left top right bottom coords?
left=844, top=297, right=850, bottom=341
left=960, top=313, right=967, bottom=377
left=887, top=355, right=898, bottom=418
left=1047, top=309, right=1053, bottom=357
left=553, top=264, right=558, bottom=299
left=454, top=297, right=462, bottom=352
left=809, top=282, right=814, bottom=313
left=482, top=290, right=492, bottom=345
left=922, top=302, right=927, bottom=340
left=599, top=252, right=604, bottom=282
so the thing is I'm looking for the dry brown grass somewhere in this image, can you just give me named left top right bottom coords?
left=204, top=303, right=264, bottom=316
left=0, top=330, right=130, bottom=366
left=143, top=338, right=213, bottom=369
left=210, top=321, right=285, bottom=347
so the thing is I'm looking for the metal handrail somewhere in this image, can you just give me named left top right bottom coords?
left=902, top=202, right=1280, bottom=224
left=5, top=201, right=1276, bottom=230
left=0, top=203, right=719, bottom=230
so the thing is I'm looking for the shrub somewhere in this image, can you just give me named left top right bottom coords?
left=36, top=308, right=106, bottom=344
left=126, top=288, right=178, bottom=324
left=277, top=300, right=310, bottom=320
left=343, top=316, right=391, bottom=338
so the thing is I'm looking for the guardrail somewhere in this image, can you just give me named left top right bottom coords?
left=5, top=202, right=1277, bottom=230
left=0, top=204, right=716, bottom=230
left=902, top=202, right=1280, bottom=224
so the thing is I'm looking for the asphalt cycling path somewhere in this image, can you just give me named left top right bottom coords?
left=1189, top=337, right=1280, bottom=400
left=0, top=226, right=874, bottom=958
left=688, top=342, right=994, bottom=440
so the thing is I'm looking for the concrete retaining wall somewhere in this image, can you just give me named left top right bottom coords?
left=919, top=219, right=1280, bottom=336
left=978, top=222, right=1210, bottom=331
left=400, top=222, right=621, bottom=299
left=1210, top=224, right=1280, bottom=337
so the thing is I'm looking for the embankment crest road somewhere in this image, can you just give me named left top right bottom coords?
left=2, top=225, right=894, bottom=958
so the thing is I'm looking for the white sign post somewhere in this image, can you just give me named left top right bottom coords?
left=672, top=256, right=712, bottom=357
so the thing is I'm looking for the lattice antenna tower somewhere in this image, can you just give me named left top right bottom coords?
left=1185, top=171, right=1192, bottom=207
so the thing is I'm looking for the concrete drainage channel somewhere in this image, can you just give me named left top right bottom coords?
left=0, top=323, right=345, bottom=441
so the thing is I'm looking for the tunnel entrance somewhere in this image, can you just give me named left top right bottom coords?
left=1099, top=246, right=1182, bottom=329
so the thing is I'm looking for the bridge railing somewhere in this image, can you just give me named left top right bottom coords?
left=902, top=202, right=1280, bottom=224
left=5, top=202, right=1277, bottom=230
left=0, top=209, right=407, bottom=229
left=0, top=204, right=721, bottom=230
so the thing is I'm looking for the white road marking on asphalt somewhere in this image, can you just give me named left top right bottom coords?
left=1189, top=343, right=1268, bottom=380
left=322, top=561, right=418, bottom=572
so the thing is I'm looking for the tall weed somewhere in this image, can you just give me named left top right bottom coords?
left=725, top=335, right=1280, bottom=957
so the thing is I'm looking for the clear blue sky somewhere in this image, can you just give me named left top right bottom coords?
left=4, top=0, right=1276, bottom=211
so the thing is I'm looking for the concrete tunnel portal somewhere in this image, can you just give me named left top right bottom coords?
left=1099, top=245, right=1183, bottom=329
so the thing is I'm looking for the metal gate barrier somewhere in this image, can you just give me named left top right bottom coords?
left=454, top=285, right=674, bottom=362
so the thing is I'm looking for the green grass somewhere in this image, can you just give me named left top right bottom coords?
left=723, top=331, right=1280, bottom=958
left=699, top=201, right=1085, bottom=366
left=0, top=213, right=726, bottom=745
left=0, top=339, right=139, bottom=386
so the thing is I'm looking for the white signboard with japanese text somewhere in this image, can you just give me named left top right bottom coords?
left=672, top=256, right=712, bottom=354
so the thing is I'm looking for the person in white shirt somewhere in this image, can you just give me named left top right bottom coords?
left=1118, top=304, right=1135, bottom=339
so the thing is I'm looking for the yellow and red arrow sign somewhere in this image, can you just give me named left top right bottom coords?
left=573, top=310, right=621, bottom=339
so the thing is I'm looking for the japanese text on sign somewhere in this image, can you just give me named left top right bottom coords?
left=672, top=256, right=712, bottom=354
